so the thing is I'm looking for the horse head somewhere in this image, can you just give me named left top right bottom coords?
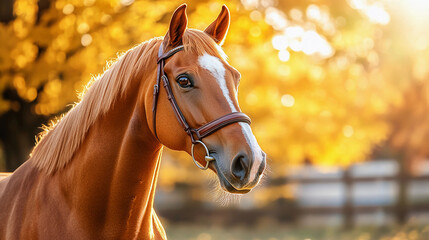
left=149, top=4, right=266, bottom=194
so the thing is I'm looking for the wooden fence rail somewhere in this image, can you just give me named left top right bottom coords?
left=270, top=162, right=429, bottom=228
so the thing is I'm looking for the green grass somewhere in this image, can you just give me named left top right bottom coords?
left=164, top=223, right=429, bottom=240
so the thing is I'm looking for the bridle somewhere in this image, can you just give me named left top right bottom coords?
left=152, top=42, right=252, bottom=170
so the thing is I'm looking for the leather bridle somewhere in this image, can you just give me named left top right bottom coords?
left=152, top=43, right=252, bottom=170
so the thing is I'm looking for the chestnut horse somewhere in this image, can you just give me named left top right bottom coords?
left=0, top=4, right=265, bottom=239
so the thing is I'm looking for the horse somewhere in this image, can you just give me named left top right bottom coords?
left=0, top=4, right=266, bottom=239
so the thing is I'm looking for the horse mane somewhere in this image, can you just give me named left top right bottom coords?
left=31, top=29, right=225, bottom=174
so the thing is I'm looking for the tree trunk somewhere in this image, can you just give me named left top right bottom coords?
left=0, top=89, right=48, bottom=172
left=1, top=130, right=32, bottom=171
left=0, top=0, right=14, bottom=23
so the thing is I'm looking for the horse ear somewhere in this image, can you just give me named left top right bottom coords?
left=165, top=4, right=188, bottom=48
left=204, top=5, right=230, bottom=46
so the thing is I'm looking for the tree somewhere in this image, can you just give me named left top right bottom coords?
left=0, top=0, right=180, bottom=170
left=1, top=0, right=428, bottom=179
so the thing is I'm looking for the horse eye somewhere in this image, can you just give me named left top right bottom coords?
left=176, top=76, right=192, bottom=88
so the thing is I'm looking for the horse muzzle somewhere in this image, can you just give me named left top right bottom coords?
left=211, top=150, right=266, bottom=194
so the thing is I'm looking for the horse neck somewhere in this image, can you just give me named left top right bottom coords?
left=60, top=63, right=163, bottom=235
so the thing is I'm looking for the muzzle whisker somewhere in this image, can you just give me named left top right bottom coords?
left=205, top=171, right=243, bottom=206
left=256, top=155, right=272, bottom=188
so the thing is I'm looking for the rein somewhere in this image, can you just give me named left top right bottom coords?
left=152, top=43, right=252, bottom=170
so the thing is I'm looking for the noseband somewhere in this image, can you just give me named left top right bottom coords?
left=152, top=43, right=252, bottom=170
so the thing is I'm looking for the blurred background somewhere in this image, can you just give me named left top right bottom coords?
left=1, top=0, right=429, bottom=239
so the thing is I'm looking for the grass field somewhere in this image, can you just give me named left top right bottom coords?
left=164, top=223, right=429, bottom=240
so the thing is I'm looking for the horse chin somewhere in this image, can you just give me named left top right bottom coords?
left=220, top=181, right=251, bottom=194
left=209, top=160, right=252, bottom=195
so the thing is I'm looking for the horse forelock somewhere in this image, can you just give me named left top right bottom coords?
left=30, top=29, right=225, bottom=174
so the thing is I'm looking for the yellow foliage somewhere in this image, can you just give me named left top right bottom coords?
left=1, top=0, right=429, bottom=181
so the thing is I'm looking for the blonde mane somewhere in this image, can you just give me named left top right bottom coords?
left=31, top=29, right=224, bottom=174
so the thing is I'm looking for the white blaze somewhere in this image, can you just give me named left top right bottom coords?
left=198, top=53, right=263, bottom=183
left=239, top=122, right=263, bottom=182
left=198, top=54, right=237, bottom=112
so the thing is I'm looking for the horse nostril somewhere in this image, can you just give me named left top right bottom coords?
left=231, top=154, right=249, bottom=181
